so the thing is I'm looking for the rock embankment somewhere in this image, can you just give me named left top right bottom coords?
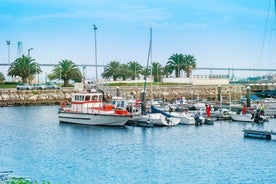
left=0, top=89, right=74, bottom=107
left=0, top=84, right=248, bottom=107
left=102, top=84, right=247, bottom=102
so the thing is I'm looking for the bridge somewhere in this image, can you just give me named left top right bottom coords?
left=1, top=63, right=276, bottom=72
left=0, top=63, right=106, bottom=67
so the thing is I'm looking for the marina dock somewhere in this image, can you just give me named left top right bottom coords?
left=243, top=129, right=276, bottom=140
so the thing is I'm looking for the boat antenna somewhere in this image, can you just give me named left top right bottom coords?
left=141, top=27, right=152, bottom=115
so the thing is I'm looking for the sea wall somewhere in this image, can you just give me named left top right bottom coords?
left=101, top=84, right=248, bottom=102
left=0, top=84, right=249, bottom=107
left=0, top=89, right=74, bottom=106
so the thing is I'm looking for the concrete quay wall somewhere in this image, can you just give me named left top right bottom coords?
left=0, top=84, right=248, bottom=106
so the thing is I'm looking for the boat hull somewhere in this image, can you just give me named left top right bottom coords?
left=58, top=111, right=131, bottom=126
left=169, top=112, right=196, bottom=125
left=127, top=113, right=180, bottom=126
left=230, top=114, right=254, bottom=122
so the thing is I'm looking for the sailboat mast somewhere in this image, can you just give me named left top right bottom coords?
left=141, top=27, right=152, bottom=115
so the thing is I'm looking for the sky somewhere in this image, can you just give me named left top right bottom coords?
left=0, top=0, right=276, bottom=80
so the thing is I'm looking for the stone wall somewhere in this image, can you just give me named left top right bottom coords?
left=0, top=84, right=248, bottom=106
left=103, top=84, right=248, bottom=102
left=0, top=89, right=74, bottom=106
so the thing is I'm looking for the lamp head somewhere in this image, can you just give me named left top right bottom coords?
left=93, top=25, right=97, bottom=30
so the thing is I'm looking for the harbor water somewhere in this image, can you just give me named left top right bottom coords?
left=0, top=106, right=276, bottom=183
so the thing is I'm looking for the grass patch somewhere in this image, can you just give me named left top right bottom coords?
left=0, top=82, right=17, bottom=89
left=106, top=82, right=188, bottom=86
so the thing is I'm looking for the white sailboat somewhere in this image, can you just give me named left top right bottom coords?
left=127, top=28, right=180, bottom=127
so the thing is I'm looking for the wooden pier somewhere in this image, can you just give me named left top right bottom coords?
left=243, top=129, right=276, bottom=140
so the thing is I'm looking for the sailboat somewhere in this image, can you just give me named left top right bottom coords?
left=127, top=28, right=180, bottom=127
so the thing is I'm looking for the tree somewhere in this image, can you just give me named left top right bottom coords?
left=163, top=65, right=171, bottom=78
left=0, top=72, right=5, bottom=83
left=119, top=63, right=132, bottom=81
left=150, top=62, right=163, bottom=82
left=48, top=59, right=82, bottom=87
left=8, top=55, right=42, bottom=83
left=183, top=54, right=196, bottom=77
left=127, top=61, right=143, bottom=80
left=102, top=61, right=121, bottom=81
left=166, top=53, right=185, bottom=78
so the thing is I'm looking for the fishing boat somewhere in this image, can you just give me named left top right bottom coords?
left=58, top=91, right=132, bottom=126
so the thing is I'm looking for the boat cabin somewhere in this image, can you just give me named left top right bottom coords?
left=71, top=92, right=103, bottom=111
left=112, top=96, right=126, bottom=109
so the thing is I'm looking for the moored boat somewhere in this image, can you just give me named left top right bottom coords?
left=169, top=111, right=196, bottom=125
left=58, top=91, right=132, bottom=126
left=230, top=113, right=254, bottom=122
left=127, top=113, right=180, bottom=127
left=151, top=105, right=195, bottom=125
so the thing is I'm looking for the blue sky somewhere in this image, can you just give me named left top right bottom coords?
left=0, top=0, right=276, bottom=80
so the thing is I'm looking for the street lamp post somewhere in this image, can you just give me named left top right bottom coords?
left=27, top=48, right=33, bottom=84
left=28, top=48, right=33, bottom=57
left=93, top=25, right=98, bottom=87
left=6, top=40, right=11, bottom=81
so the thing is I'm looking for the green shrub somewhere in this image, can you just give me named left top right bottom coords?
left=6, top=177, right=51, bottom=184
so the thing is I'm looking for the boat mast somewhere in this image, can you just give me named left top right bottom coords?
left=141, top=27, right=152, bottom=115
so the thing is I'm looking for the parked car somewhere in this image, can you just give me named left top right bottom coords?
left=16, top=83, right=34, bottom=90
left=45, top=83, right=60, bottom=90
left=32, top=83, right=46, bottom=90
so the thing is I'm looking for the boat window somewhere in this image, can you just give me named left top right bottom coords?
left=85, top=95, right=90, bottom=101
left=92, top=95, right=98, bottom=100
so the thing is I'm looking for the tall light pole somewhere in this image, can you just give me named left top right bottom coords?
left=28, top=48, right=33, bottom=57
left=93, top=24, right=98, bottom=86
left=27, top=48, right=33, bottom=84
left=6, top=40, right=11, bottom=81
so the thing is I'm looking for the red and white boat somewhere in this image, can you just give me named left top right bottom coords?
left=58, top=91, right=133, bottom=126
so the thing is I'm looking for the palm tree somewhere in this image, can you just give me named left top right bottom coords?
left=119, top=64, right=133, bottom=81
left=166, top=53, right=185, bottom=78
left=127, top=61, right=143, bottom=80
left=48, top=59, right=82, bottom=87
left=0, top=72, right=5, bottom=83
left=151, top=62, right=163, bottom=82
left=163, top=65, right=171, bottom=78
left=8, top=55, right=42, bottom=83
left=183, top=54, right=196, bottom=77
left=102, top=61, right=121, bottom=81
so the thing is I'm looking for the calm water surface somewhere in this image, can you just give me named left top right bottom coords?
left=0, top=106, right=276, bottom=184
